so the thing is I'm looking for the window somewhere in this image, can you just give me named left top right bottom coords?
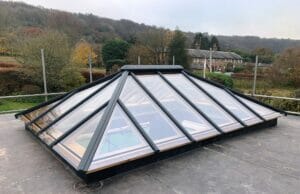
left=39, top=79, right=118, bottom=144
left=120, top=76, right=187, bottom=147
left=164, top=74, right=236, bottom=127
left=58, top=109, right=105, bottom=158
left=93, top=105, right=149, bottom=160
left=138, top=75, right=215, bottom=136
left=236, top=96, right=274, bottom=116
left=189, top=76, right=256, bottom=121
left=34, top=81, right=108, bottom=129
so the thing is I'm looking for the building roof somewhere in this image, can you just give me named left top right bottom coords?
left=187, top=49, right=243, bottom=60
left=15, top=65, right=281, bottom=182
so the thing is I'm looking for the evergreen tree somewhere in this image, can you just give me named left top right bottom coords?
left=192, top=33, right=210, bottom=50
left=168, top=30, right=188, bottom=68
left=201, top=36, right=210, bottom=50
left=210, top=36, right=220, bottom=51
left=102, top=39, right=130, bottom=71
left=192, top=33, right=203, bottom=49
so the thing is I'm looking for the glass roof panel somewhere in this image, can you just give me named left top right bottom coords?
left=92, top=104, right=149, bottom=162
left=16, top=65, right=282, bottom=178
left=164, top=74, right=236, bottom=127
left=120, top=76, right=185, bottom=144
left=236, top=96, right=274, bottom=116
left=54, top=108, right=105, bottom=166
left=137, top=75, right=214, bottom=134
left=39, top=79, right=118, bottom=144
left=189, top=76, right=256, bottom=121
left=34, top=80, right=108, bottom=129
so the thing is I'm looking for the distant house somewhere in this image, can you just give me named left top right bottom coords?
left=187, top=49, right=243, bottom=71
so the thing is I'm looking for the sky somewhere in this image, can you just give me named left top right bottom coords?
left=13, top=0, right=300, bottom=39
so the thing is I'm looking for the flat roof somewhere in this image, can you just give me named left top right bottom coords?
left=1, top=114, right=299, bottom=193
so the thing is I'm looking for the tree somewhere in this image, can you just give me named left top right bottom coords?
left=137, top=29, right=173, bottom=64
left=18, top=31, right=84, bottom=91
left=126, top=44, right=155, bottom=64
left=210, top=36, right=220, bottom=51
left=192, top=33, right=203, bottom=49
left=231, top=49, right=255, bottom=62
left=271, top=47, right=300, bottom=87
left=201, top=36, right=210, bottom=50
left=71, top=40, right=97, bottom=67
left=251, top=47, right=274, bottom=64
left=102, top=39, right=130, bottom=71
left=0, top=36, right=9, bottom=55
left=191, top=33, right=210, bottom=50
left=59, top=65, right=85, bottom=90
left=168, top=30, right=188, bottom=68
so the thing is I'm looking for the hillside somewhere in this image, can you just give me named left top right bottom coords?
left=217, top=35, right=300, bottom=53
left=0, top=1, right=154, bottom=45
left=1, top=1, right=300, bottom=52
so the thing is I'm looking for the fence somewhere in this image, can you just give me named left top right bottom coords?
left=191, top=54, right=300, bottom=115
left=0, top=86, right=299, bottom=115
left=231, top=57, right=299, bottom=114
left=0, top=53, right=299, bottom=115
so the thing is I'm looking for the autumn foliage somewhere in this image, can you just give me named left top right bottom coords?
left=71, top=41, right=97, bottom=67
left=271, top=47, right=300, bottom=87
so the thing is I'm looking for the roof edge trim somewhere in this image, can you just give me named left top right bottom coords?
left=121, top=65, right=183, bottom=72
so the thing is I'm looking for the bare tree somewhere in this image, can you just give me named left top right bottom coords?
left=137, top=28, right=173, bottom=64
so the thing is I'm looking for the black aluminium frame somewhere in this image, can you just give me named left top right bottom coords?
left=181, top=71, right=267, bottom=121
left=78, top=71, right=129, bottom=172
left=179, top=72, right=248, bottom=126
left=183, top=70, right=286, bottom=115
left=49, top=101, right=109, bottom=148
left=182, top=71, right=269, bottom=121
left=23, top=106, right=278, bottom=182
left=15, top=71, right=121, bottom=119
left=157, top=72, right=224, bottom=134
left=117, top=99, right=160, bottom=153
left=35, top=73, right=121, bottom=136
left=130, top=72, right=196, bottom=142
left=15, top=65, right=283, bottom=182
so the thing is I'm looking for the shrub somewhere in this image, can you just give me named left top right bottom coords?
left=258, top=98, right=300, bottom=112
left=59, top=66, right=85, bottom=91
left=81, top=69, right=105, bottom=83
left=295, top=89, right=300, bottom=98
left=192, top=70, right=203, bottom=77
left=9, top=96, right=45, bottom=103
left=233, top=66, right=245, bottom=73
left=0, top=72, right=22, bottom=95
left=21, top=84, right=41, bottom=94
left=225, top=62, right=234, bottom=72
left=106, top=59, right=127, bottom=73
left=206, top=72, right=234, bottom=88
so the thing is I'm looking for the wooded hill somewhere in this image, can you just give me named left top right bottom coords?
left=1, top=1, right=300, bottom=52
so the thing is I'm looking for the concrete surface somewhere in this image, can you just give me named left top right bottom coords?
left=0, top=114, right=299, bottom=194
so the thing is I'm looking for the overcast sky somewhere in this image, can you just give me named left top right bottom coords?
left=14, top=0, right=300, bottom=39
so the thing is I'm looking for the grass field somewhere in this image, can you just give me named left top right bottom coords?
left=0, top=100, right=38, bottom=112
